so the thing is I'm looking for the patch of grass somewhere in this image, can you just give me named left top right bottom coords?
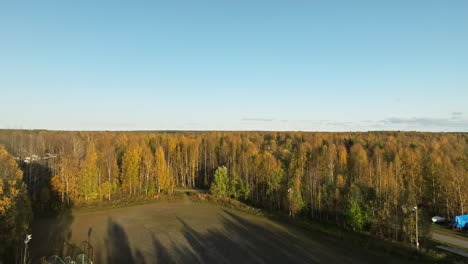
left=267, top=215, right=422, bottom=263
left=432, top=223, right=468, bottom=240
left=73, top=192, right=186, bottom=214
left=188, top=193, right=262, bottom=216
left=195, top=194, right=465, bottom=264
left=427, top=238, right=468, bottom=254
left=56, top=193, right=467, bottom=263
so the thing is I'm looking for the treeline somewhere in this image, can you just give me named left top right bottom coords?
left=0, top=130, right=466, bottom=245
left=0, top=145, right=31, bottom=259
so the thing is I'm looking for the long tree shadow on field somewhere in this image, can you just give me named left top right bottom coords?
left=147, top=210, right=324, bottom=264
left=105, top=217, right=136, bottom=264
left=30, top=207, right=75, bottom=261
left=152, top=234, right=173, bottom=263
left=171, top=211, right=320, bottom=264
left=29, top=162, right=75, bottom=262
left=104, top=208, right=464, bottom=264
left=103, top=209, right=459, bottom=264
left=101, top=210, right=323, bottom=263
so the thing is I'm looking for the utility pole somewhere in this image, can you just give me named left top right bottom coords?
left=23, top=234, right=32, bottom=264
left=402, top=205, right=419, bottom=250
left=414, top=206, right=419, bottom=250
left=287, top=188, right=293, bottom=218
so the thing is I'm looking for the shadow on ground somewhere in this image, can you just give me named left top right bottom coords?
left=27, top=161, right=77, bottom=262
left=30, top=207, right=75, bottom=261
left=102, top=210, right=330, bottom=264
left=105, top=218, right=135, bottom=263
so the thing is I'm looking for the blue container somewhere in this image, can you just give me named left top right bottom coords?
left=451, top=214, right=468, bottom=228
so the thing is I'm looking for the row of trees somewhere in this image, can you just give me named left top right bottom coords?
left=0, top=145, right=31, bottom=259
left=0, top=130, right=466, bottom=247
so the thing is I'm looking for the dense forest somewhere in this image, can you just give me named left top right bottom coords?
left=0, top=130, right=466, bottom=258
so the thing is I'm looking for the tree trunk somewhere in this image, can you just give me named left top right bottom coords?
left=98, top=169, right=102, bottom=201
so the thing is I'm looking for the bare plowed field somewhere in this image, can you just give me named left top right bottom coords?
left=32, top=198, right=394, bottom=263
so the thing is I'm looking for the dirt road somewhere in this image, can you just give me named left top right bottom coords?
left=32, top=198, right=400, bottom=264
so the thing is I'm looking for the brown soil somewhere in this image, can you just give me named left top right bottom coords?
left=31, top=197, right=396, bottom=264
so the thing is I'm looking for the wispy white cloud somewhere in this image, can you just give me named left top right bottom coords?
left=80, top=121, right=137, bottom=129
left=451, top=112, right=464, bottom=120
left=238, top=113, right=468, bottom=132
left=241, top=118, right=275, bottom=122
left=382, top=116, right=468, bottom=129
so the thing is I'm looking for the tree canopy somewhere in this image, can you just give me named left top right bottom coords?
left=0, top=130, right=466, bottom=250
left=0, top=145, right=32, bottom=257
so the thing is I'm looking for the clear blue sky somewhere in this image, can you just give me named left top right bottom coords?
left=1, top=0, right=467, bottom=131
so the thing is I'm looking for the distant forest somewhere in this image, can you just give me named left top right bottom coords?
left=0, top=130, right=466, bottom=256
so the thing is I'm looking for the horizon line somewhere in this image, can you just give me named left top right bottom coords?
left=0, top=128, right=465, bottom=134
